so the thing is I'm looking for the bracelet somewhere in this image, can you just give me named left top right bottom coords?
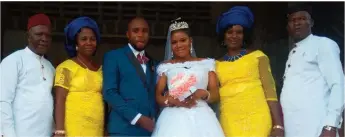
left=54, top=130, right=66, bottom=135
left=202, top=90, right=211, bottom=101
left=272, top=125, right=284, bottom=130
left=164, top=98, right=169, bottom=107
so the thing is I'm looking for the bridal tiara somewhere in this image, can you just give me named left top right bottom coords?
left=169, top=17, right=189, bottom=31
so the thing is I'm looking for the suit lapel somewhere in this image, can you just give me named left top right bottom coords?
left=145, top=61, right=152, bottom=86
left=145, top=54, right=157, bottom=88
left=125, top=46, right=148, bottom=89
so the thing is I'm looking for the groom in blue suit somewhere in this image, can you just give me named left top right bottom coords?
left=102, top=17, right=158, bottom=136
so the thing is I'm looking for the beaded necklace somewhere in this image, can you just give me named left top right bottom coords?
left=223, top=49, right=247, bottom=62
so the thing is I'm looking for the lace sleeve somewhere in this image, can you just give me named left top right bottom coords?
left=157, top=63, right=168, bottom=76
left=203, top=58, right=216, bottom=72
left=258, top=56, right=278, bottom=101
left=54, top=66, right=73, bottom=90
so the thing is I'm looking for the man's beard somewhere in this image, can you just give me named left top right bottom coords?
left=131, top=43, right=146, bottom=52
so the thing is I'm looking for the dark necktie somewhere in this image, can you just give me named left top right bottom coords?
left=137, top=54, right=149, bottom=64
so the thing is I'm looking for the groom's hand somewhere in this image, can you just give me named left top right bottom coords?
left=137, top=115, right=155, bottom=132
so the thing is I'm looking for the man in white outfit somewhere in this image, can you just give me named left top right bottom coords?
left=281, top=3, right=344, bottom=137
left=0, top=13, right=55, bottom=137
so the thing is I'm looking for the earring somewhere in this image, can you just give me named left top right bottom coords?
left=221, top=41, right=227, bottom=48
left=190, top=44, right=193, bottom=54
left=171, top=52, right=174, bottom=58
left=76, top=46, right=79, bottom=50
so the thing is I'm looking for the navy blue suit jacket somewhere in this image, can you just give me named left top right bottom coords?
left=102, top=45, right=158, bottom=136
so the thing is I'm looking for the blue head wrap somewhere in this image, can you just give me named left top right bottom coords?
left=64, top=16, right=101, bottom=57
left=216, top=6, right=254, bottom=35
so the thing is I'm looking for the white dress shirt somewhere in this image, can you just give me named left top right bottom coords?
left=128, top=43, right=146, bottom=125
left=0, top=47, right=55, bottom=137
left=281, top=34, right=344, bottom=136
left=128, top=43, right=147, bottom=73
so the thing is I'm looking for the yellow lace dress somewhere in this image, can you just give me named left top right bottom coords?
left=215, top=50, right=278, bottom=136
left=54, top=59, right=104, bottom=137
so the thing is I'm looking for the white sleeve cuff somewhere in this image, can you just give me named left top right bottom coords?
left=130, top=113, right=142, bottom=125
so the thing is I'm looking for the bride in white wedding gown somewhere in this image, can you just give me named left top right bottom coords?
left=152, top=18, right=225, bottom=137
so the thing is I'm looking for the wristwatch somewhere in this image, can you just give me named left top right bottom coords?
left=54, top=130, right=66, bottom=135
left=323, top=125, right=336, bottom=131
left=272, top=125, right=284, bottom=130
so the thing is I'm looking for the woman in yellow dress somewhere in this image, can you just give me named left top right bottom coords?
left=53, top=17, right=104, bottom=137
left=215, top=6, right=284, bottom=137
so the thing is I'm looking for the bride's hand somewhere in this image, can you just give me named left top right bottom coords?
left=193, top=89, right=209, bottom=100
left=163, top=92, right=187, bottom=107
left=184, top=89, right=209, bottom=108
left=183, top=96, right=197, bottom=108
left=167, top=96, right=188, bottom=108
